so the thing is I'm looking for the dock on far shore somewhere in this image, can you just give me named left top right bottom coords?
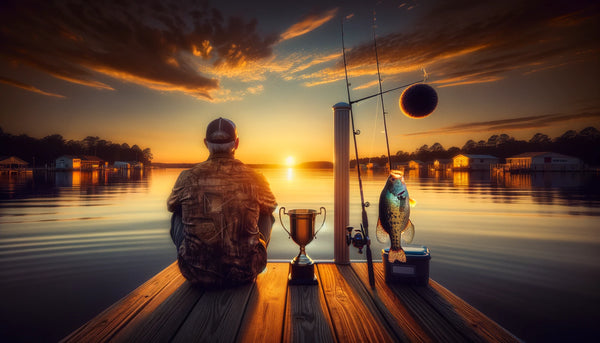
left=61, top=261, right=520, bottom=343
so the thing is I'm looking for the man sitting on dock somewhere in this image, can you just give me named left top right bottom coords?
left=167, top=117, right=277, bottom=287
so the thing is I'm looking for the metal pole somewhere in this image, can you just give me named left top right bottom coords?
left=333, top=102, right=350, bottom=265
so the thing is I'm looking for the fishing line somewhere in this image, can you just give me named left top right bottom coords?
left=341, top=17, right=375, bottom=289
left=341, top=13, right=433, bottom=289
left=367, top=99, right=380, bottom=165
left=373, top=10, right=392, bottom=169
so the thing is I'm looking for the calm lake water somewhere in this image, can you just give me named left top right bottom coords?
left=1, top=167, right=599, bottom=342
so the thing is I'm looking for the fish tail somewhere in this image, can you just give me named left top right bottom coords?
left=388, top=248, right=406, bottom=263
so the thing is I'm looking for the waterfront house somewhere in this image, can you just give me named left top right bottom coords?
left=433, top=159, right=452, bottom=171
left=56, top=156, right=81, bottom=170
left=80, top=156, right=105, bottom=170
left=392, top=162, right=409, bottom=172
left=114, top=161, right=131, bottom=169
left=114, top=161, right=143, bottom=169
left=505, top=152, right=583, bottom=171
left=0, top=156, right=29, bottom=173
left=130, top=161, right=143, bottom=169
left=408, top=160, right=425, bottom=170
left=453, top=154, right=499, bottom=171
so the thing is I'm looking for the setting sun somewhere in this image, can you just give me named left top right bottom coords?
left=285, top=156, right=295, bottom=167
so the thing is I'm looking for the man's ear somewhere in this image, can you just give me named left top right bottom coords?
left=234, top=138, right=239, bottom=149
left=204, top=138, right=208, bottom=148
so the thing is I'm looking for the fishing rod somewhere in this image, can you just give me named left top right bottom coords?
left=342, top=14, right=436, bottom=289
left=346, top=16, right=429, bottom=170
left=349, top=80, right=423, bottom=105
left=341, top=17, right=375, bottom=289
left=373, top=11, right=392, bottom=170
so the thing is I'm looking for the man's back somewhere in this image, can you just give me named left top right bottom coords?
left=168, top=155, right=277, bottom=287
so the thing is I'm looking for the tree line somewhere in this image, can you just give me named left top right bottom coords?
left=352, top=127, right=600, bottom=167
left=0, top=127, right=153, bottom=167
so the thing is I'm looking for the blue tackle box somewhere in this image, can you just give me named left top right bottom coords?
left=382, top=245, right=431, bottom=286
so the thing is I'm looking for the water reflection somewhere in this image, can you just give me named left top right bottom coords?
left=453, top=171, right=469, bottom=186
left=1, top=168, right=599, bottom=342
left=393, top=168, right=600, bottom=207
left=0, top=168, right=175, bottom=343
left=0, top=169, right=149, bottom=200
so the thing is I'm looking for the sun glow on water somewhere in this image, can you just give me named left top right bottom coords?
left=285, top=156, right=295, bottom=167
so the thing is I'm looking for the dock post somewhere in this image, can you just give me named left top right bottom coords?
left=333, top=103, right=350, bottom=264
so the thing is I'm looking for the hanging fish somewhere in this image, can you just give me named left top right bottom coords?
left=377, top=170, right=416, bottom=263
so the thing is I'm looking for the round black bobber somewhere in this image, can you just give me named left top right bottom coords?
left=399, top=84, right=438, bottom=118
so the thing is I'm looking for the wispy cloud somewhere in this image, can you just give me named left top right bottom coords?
left=302, top=0, right=599, bottom=89
left=352, top=79, right=380, bottom=91
left=403, top=110, right=600, bottom=137
left=279, top=8, right=338, bottom=42
left=0, top=76, right=65, bottom=98
left=0, top=0, right=278, bottom=101
left=288, top=52, right=341, bottom=74
left=2, top=0, right=597, bottom=102
left=246, top=84, right=264, bottom=95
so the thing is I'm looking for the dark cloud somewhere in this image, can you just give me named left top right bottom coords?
left=0, top=0, right=278, bottom=99
left=336, top=0, right=600, bottom=87
left=403, top=110, right=600, bottom=137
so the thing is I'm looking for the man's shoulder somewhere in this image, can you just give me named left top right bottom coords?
left=186, top=158, right=258, bottom=177
left=235, top=161, right=268, bottom=179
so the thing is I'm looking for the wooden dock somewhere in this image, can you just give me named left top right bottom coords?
left=61, top=262, right=520, bottom=342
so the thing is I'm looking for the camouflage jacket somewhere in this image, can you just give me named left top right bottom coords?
left=167, top=153, right=277, bottom=287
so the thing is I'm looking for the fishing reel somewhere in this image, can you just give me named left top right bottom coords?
left=346, top=225, right=370, bottom=254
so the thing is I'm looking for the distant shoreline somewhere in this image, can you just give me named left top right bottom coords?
left=152, top=161, right=334, bottom=169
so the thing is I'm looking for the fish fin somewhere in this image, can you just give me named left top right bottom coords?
left=409, top=198, right=417, bottom=207
left=401, top=219, right=415, bottom=244
left=376, top=218, right=389, bottom=243
left=388, top=248, right=406, bottom=263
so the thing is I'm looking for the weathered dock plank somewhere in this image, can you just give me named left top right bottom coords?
left=283, top=272, right=336, bottom=343
left=354, top=262, right=520, bottom=343
left=352, top=262, right=433, bottom=343
left=60, top=261, right=182, bottom=343
left=112, top=280, right=203, bottom=343
left=237, top=263, right=289, bottom=343
left=62, top=261, right=521, bottom=343
left=388, top=279, right=485, bottom=342
left=335, top=263, right=410, bottom=342
left=429, top=280, right=520, bottom=343
left=171, top=282, right=254, bottom=342
left=318, top=263, right=395, bottom=343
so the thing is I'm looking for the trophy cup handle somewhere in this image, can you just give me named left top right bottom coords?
left=279, top=207, right=291, bottom=237
left=314, top=207, right=327, bottom=238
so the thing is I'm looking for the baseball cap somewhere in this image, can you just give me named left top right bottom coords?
left=205, top=117, right=238, bottom=143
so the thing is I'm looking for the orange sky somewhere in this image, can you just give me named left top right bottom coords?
left=1, top=0, right=598, bottom=164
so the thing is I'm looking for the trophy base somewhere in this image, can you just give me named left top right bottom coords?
left=288, top=262, right=318, bottom=285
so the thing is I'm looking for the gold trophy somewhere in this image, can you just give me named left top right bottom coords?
left=279, top=207, right=326, bottom=285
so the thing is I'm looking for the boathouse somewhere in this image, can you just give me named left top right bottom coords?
left=453, top=154, right=499, bottom=171
left=80, top=156, right=105, bottom=170
left=433, top=158, right=452, bottom=171
left=114, top=161, right=143, bottom=169
left=506, top=152, right=583, bottom=171
left=55, top=156, right=81, bottom=170
left=408, top=160, right=425, bottom=170
left=114, top=161, right=130, bottom=169
left=0, top=156, right=29, bottom=173
left=392, top=162, right=409, bottom=171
